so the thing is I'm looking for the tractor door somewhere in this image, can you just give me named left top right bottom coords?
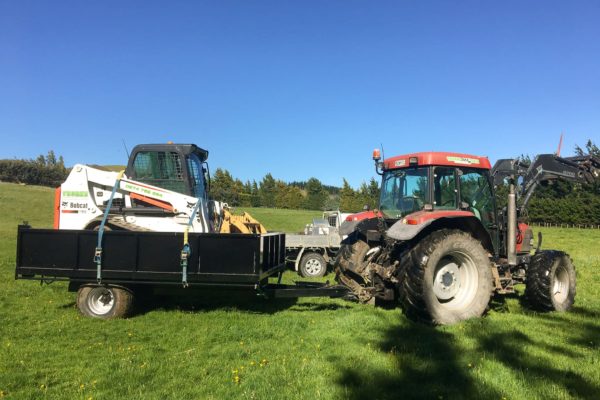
left=457, top=168, right=499, bottom=250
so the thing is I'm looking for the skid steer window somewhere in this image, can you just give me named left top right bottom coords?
left=187, top=154, right=206, bottom=199
left=132, top=151, right=186, bottom=194
left=379, top=168, right=428, bottom=218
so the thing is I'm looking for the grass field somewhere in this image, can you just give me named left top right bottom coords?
left=0, top=182, right=599, bottom=399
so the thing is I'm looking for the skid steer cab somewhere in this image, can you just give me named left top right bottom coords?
left=335, top=149, right=599, bottom=325
left=54, top=143, right=265, bottom=234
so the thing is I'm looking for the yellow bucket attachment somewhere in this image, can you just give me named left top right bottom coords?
left=220, top=208, right=267, bottom=234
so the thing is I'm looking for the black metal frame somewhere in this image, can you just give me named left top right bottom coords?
left=15, top=225, right=286, bottom=287
left=15, top=225, right=352, bottom=301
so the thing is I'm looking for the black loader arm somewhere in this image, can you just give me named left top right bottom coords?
left=492, top=154, right=600, bottom=210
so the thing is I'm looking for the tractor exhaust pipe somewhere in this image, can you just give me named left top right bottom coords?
left=507, top=180, right=517, bottom=265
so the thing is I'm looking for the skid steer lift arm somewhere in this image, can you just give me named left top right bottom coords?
left=492, top=154, right=600, bottom=211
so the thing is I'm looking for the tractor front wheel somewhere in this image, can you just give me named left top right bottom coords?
left=525, top=251, right=576, bottom=312
left=401, top=229, right=494, bottom=325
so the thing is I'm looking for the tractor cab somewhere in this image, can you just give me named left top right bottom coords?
left=125, top=144, right=210, bottom=200
left=376, top=152, right=497, bottom=230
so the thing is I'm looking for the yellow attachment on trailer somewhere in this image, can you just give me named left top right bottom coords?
left=220, top=208, right=267, bottom=234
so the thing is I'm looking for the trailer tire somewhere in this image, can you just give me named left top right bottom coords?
left=525, top=251, right=575, bottom=312
left=77, top=285, right=134, bottom=319
left=401, top=229, right=494, bottom=325
left=299, top=252, right=328, bottom=278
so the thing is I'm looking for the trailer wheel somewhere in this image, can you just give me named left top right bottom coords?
left=525, top=251, right=575, bottom=312
left=401, top=229, right=494, bottom=325
left=299, top=252, right=328, bottom=278
left=77, top=285, right=134, bottom=319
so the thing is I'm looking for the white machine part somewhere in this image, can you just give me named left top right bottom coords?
left=55, top=164, right=214, bottom=233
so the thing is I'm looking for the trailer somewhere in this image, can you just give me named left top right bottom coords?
left=15, top=225, right=349, bottom=318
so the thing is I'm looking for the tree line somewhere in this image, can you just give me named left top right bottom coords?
left=0, top=151, right=68, bottom=187
left=1, top=140, right=598, bottom=223
left=208, top=168, right=379, bottom=212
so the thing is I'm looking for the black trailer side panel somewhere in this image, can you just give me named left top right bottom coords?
left=16, top=226, right=285, bottom=285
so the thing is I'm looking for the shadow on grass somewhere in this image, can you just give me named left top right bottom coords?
left=134, top=287, right=351, bottom=316
left=337, top=321, right=499, bottom=400
left=337, top=310, right=600, bottom=399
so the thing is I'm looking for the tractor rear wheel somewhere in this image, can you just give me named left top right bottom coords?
left=334, top=233, right=375, bottom=302
left=525, top=251, right=575, bottom=312
left=76, top=285, right=134, bottom=319
left=334, top=234, right=370, bottom=276
left=401, top=229, right=494, bottom=325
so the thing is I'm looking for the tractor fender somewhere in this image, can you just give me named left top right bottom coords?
left=339, top=210, right=383, bottom=236
left=386, top=218, right=435, bottom=241
left=387, top=210, right=491, bottom=245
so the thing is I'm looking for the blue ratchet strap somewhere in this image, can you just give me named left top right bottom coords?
left=180, top=199, right=203, bottom=287
left=94, top=171, right=125, bottom=283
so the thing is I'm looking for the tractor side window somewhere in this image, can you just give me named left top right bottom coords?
left=433, top=167, right=457, bottom=209
left=459, top=169, right=495, bottom=227
left=187, top=154, right=206, bottom=199
left=132, top=151, right=186, bottom=193
left=379, top=168, right=429, bottom=219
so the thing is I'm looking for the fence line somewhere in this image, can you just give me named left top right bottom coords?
left=530, top=222, right=600, bottom=229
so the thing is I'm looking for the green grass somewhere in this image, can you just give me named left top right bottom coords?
left=236, top=207, right=322, bottom=233
left=1, top=182, right=599, bottom=399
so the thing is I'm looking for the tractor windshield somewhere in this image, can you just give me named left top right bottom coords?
left=379, top=168, right=429, bottom=219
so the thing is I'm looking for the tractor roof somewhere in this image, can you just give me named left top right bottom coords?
left=384, top=152, right=491, bottom=170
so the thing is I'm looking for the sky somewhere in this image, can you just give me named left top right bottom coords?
left=1, top=0, right=599, bottom=187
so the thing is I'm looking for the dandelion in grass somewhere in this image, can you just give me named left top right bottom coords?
left=259, top=359, right=268, bottom=367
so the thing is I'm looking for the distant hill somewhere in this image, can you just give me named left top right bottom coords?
left=87, top=165, right=126, bottom=172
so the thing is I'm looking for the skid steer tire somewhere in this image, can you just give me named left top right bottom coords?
left=401, top=229, right=494, bottom=325
left=77, top=285, right=134, bottom=319
left=525, top=251, right=575, bottom=312
left=299, top=252, right=328, bottom=278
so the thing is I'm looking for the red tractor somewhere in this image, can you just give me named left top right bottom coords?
left=335, top=150, right=599, bottom=324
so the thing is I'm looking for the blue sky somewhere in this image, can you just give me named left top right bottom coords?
left=1, top=0, right=599, bottom=187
